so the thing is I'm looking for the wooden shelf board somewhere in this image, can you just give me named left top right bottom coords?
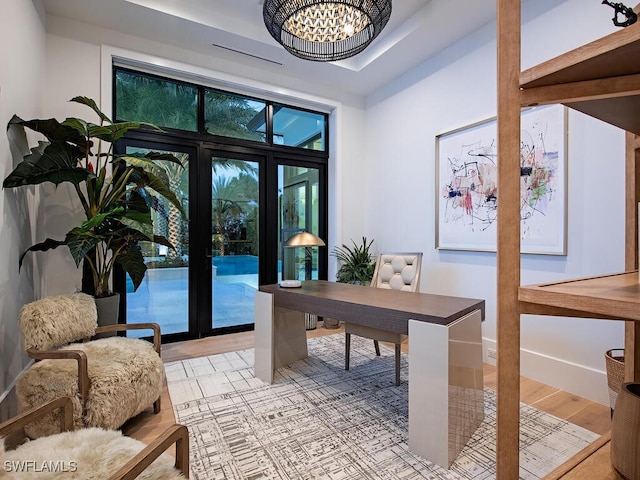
left=544, top=432, right=617, bottom=480
left=519, top=22, right=640, bottom=134
left=567, top=96, right=640, bottom=135
left=519, top=271, right=640, bottom=322
left=521, top=22, right=640, bottom=89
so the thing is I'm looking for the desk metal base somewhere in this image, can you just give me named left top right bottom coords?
left=408, top=310, right=484, bottom=468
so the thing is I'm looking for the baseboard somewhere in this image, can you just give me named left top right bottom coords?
left=483, top=338, right=609, bottom=406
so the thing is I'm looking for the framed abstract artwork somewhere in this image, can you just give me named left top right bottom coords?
left=436, top=104, right=567, bottom=254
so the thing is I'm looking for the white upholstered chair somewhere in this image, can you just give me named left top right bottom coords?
left=344, top=252, right=423, bottom=386
left=16, top=293, right=164, bottom=439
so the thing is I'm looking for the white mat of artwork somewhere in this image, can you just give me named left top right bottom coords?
left=165, top=334, right=599, bottom=480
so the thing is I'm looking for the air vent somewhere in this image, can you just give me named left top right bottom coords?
left=211, top=43, right=283, bottom=66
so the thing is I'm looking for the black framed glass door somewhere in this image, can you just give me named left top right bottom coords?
left=115, top=140, right=195, bottom=340
left=207, top=154, right=261, bottom=332
left=113, top=65, right=329, bottom=341
left=116, top=142, right=327, bottom=342
left=278, top=164, right=323, bottom=282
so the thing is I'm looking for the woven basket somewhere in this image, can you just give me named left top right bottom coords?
left=605, top=348, right=625, bottom=410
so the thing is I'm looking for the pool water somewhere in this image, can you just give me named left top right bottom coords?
left=213, top=255, right=258, bottom=276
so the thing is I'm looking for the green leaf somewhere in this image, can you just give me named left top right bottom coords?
left=79, top=207, right=125, bottom=232
left=152, top=235, right=175, bottom=249
left=119, top=210, right=154, bottom=240
left=125, top=189, right=152, bottom=213
left=143, top=151, right=184, bottom=166
left=94, top=122, right=161, bottom=143
left=7, top=115, right=87, bottom=145
left=135, top=170, right=187, bottom=217
left=19, top=238, right=68, bottom=269
left=118, top=156, right=171, bottom=185
left=60, top=117, right=90, bottom=138
left=66, top=228, right=103, bottom=266
left=3, top=141, right=93, bottom=188
left=89, top=122, right=138, bottom=142
left=70, top=96, right=112, bottom=124
left=116, top=243, right=147, bottom=292
left=6, top=96, right=189, bottom=296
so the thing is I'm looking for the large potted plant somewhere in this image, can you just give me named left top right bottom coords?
left=3, top=96, right=186, bottom=324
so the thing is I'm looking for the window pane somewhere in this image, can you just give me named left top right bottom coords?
left=115, top=70, right=198, bottom=131
left=278, top=165, right=320, bottom=282
left=124, top=147, right=190, bottom=337
left=204, top=90, right=266, bottom=142
left=273, top=105, right=326, bottom=151
left=211, top=157, right=259, bottom=329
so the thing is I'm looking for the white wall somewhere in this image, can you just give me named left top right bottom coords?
left=0, top=0, right=47, bottom=418
left=35, top=34, right=103, bottom=297
left=361, top=0, right=625, bottom=404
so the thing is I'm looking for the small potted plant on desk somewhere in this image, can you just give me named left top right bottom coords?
left=3, top=96, right=187, bottom=327
left=325, top=237, right=376, bottom=328
left=333, top=237, right=376, bottom=285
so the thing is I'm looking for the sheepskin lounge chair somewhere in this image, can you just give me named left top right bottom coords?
left=0, top=396, right=189, bottom=479
left=16, top=293, right=164, bottom=439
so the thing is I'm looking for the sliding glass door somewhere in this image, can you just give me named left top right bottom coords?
left=210, top=156, right=259, bottom=330
left=115, top=144, right=326, bottom=342
left=113, top=66, right=329, bottom=341
left=119, top=142, right=193, bottom=338
left=279, top=164, right=322, bottom=282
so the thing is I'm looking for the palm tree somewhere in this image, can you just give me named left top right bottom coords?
left=204, top=91, right=265, bottom=141
left=115, top=71, right=198, bottom=131
left=211, top=176, right=244, bottom=257
left=160, top=153, right=189, bottom=260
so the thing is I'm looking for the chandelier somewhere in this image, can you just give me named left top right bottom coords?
left=263, top=0, right=392, bottom=62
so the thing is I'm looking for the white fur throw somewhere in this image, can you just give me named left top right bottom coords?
left=0, top=427, right=186, bottom=479
left=17, top=337, right=163, bottom=439
left=19, top=293, right=97, bottom=351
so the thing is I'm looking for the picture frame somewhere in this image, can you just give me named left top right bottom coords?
left=435, top=104, right=567, bottom=254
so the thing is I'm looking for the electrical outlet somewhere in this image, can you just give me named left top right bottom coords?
left=487, top=348, right=497, bottom=360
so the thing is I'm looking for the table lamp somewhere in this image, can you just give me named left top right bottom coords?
left=283, top=231, right=325, bottom=329
left=284, top=231, right=326, bottom=281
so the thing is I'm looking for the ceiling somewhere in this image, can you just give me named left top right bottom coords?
left=41, top=0, right=497, bottom=99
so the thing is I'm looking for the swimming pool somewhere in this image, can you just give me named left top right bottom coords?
left=213, top=255, right=259, bottom=276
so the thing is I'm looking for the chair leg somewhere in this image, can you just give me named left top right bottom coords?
left=374, top=340, right=381, bottom=356
left=395, top=344, right=401, bottom=386
left=153, top=396, right=161, bottom=414
left=345, top=333, right=351, bottom=371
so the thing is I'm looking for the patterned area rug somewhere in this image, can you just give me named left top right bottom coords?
left=165, top=334, right=599, bottom=480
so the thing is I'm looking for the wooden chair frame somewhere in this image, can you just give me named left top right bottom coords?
left=0, top=396, right=189, bottom=479
left=27, top=323, right=163, bottom=417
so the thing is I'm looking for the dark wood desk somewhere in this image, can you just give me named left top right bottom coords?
left=260, top=280, right=485, bottom=330
left=254, top=280, right=485, bottom=468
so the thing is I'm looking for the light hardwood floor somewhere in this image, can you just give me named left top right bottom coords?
left=122, top=324, right=612, bottom=459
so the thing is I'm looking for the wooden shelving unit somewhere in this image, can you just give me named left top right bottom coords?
left=520, top=272, right=640, bottom=321
left=496, top=2, right=640, bottom=478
